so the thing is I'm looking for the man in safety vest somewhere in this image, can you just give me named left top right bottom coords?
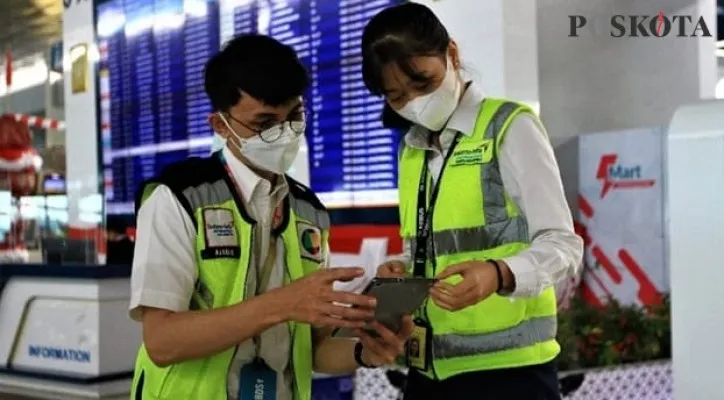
left=129, top=34, right=412, bottom=400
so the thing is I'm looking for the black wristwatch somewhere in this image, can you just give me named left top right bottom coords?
left=354, top=342, right=373, bottom=368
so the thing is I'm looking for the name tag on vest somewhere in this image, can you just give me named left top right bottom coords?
left=201, top=208, right=241, bottom=260
left=449, top=139, right=494, bottom=166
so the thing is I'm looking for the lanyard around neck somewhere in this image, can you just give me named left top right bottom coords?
left=220, top=152, right=285, bottom=359
left=218, top=152, right=283, bottom=291
left=412, top=133, right=462, bottom=277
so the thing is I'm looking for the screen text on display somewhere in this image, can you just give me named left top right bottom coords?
left=96, top=0, right=403, bottom=214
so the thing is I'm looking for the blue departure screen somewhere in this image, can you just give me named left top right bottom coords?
left=97, top=0, right=401, bottom=214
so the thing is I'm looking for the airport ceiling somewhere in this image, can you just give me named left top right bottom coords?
left=0, top=0, right=720, bottom=65
left=0, top=0, right=62, bottom=62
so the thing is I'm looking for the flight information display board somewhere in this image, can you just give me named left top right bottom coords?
left=96, top=0, right=402, bottom=214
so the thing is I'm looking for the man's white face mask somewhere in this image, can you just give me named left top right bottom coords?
left=218, top=113, right=304, bottom=175
left=394, top=57, right=462, bottom=132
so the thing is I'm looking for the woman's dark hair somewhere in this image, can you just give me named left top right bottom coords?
left=361, top=3, right=451, bottom=130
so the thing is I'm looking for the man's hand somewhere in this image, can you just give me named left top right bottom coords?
left=356, top=316, right=414, bottom=366
left=376, top=260, right=407, bottom=278
left=276, top=267, right=377, bottom=328
left=430, top=261, right=507, bottom=311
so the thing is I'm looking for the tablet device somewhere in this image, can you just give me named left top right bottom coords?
left=334, top=277, right=436, bottom=337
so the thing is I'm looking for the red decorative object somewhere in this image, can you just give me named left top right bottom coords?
left=328, top=225, right=403, bottom=254
left=0, top=114, right=42, bottom=263
left=0, top=114, right=32, bottom=148
left=576, top=193, right=664, bottom=307
left=10, top=113, right=65, bottom=130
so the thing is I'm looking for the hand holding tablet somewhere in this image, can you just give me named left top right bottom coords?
left=360, top=277, right=436, bottom=333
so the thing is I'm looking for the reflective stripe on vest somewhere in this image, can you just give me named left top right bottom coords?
left=433, top=315, right=557, bottom=359
left=426, top=216, right=526, bottom=256
left=290, top=196, right=331, bottom=229
left=181, top=179, right=233, bottom=211
left=179, top=178, right=330, bottom=230
left=479, top=102, right=528, bottom=240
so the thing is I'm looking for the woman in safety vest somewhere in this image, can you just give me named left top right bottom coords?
left=361, top=4, right=584, bottom=399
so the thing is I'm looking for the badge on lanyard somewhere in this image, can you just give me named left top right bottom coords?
left=408, top=319, right=432, bottom=371
left=239, top=358, right=277, bottom=400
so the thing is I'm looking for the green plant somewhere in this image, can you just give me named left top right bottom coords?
left=556, top=293, right=671, bottom=371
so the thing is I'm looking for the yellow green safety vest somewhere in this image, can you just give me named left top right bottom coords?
left=398, top=98, right=560, bottom=380
left=130, top=153, right=330, bottom=400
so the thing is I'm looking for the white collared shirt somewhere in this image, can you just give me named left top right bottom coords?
left=398, top=83, right=584, bottom=297
left=130, top=146, right=298, bottom=400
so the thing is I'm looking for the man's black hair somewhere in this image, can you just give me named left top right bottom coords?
left=204, top=34, right=310, bottom=111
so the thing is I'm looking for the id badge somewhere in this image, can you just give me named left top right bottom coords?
left=407, top=319, right=431, bottom=370
left=239, top=358, right=277, bottom=400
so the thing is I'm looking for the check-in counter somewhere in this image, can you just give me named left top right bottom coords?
left=0, top=264, right=139, bottom=400
left=0, top=262, right=367, bottom=400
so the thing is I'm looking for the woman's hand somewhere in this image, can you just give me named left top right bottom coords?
left=430, top=261, right=507, bottom=311
left=376, top=260, right=408, bottom=278
left=356, top=316, right=414, bottom=366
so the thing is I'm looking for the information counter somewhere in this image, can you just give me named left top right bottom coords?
left=0, top=264, right=138, bottom=400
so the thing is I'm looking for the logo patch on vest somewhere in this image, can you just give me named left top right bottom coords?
left=201, top=208, right=241, bottom=259
left=297, top=222, right=322, bottom=262
left=449, top=139, right=494, bottom=166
